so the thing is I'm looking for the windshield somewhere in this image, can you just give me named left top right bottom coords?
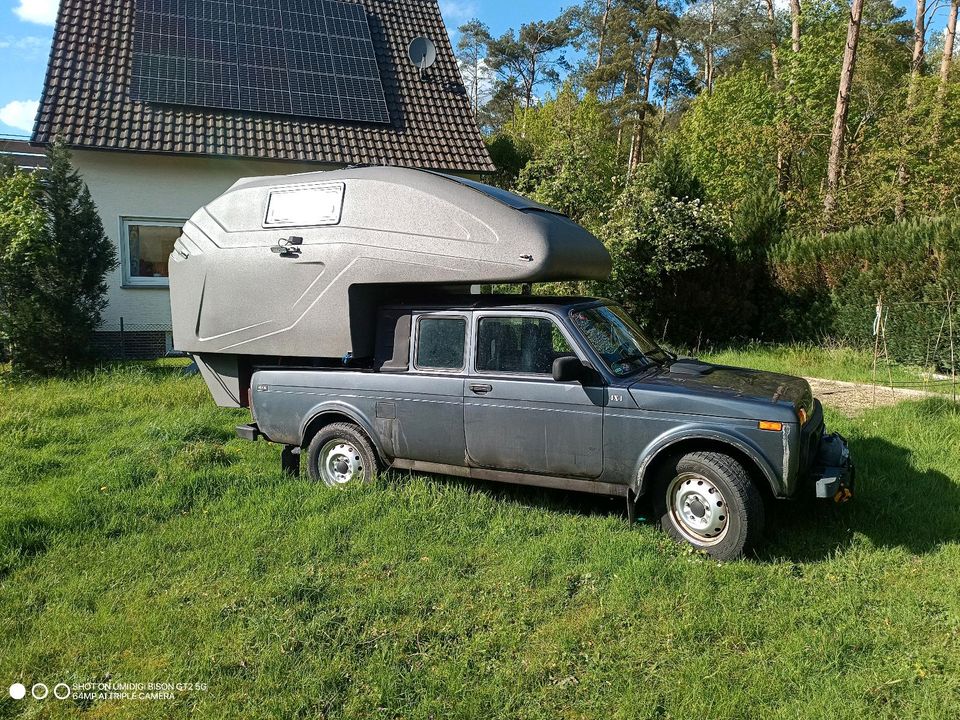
left=570, top=305, right=671, bottom=377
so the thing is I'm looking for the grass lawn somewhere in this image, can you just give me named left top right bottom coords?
left=705, top=343, right=958, bottom=393
left=1, top=352, right=959, bottom=719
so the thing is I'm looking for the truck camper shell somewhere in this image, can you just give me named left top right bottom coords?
left=168, top=166, right=611, bottom=406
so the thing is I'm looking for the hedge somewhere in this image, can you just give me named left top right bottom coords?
left=771, top=213, right=960, bottom=369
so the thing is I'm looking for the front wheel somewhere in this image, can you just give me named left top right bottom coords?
left=653, top=451, right=764, bottom=560
left=306, top=422, right=378, bottom=487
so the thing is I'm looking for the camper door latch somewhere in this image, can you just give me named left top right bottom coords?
left=271, top=236, right=303, bottom=257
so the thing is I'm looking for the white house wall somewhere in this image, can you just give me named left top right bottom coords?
left=72, top=149, right=335, bottom=329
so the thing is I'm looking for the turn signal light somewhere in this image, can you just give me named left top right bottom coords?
left=797, top=407, right=808, bottom=425
left=758, top=420, right=783, bottom=432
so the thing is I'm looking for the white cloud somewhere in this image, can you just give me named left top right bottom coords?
left=439, top=0, right=478, bottom=24
left=0, top=35, right=49, bottom=58
left=0, top=99, right=39, bottom=132
left=457, top=56, right=496, bottom=105
left=13, top=0, right=59, bottom=26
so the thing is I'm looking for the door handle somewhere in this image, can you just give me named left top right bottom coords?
left=469, top=383, right=493, bottom=394
left=270, top=236, right=302, bottom=257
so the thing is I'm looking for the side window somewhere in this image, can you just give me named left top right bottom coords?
left=415, top=316, right=466, bottom=371
left=121, top=217, right=185, bottom=287
left=475, top=316, right=574, bottom=374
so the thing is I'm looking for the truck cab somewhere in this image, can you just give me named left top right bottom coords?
left=241, top=295, right=854, bottom=560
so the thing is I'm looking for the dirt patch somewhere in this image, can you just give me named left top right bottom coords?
left=804, top=377, right=938, bottom=416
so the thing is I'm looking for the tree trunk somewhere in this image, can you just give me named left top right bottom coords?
left=705, top=0, right=717, bottom=93
left=632, top=29, right=663, bottom=169
left=765, top=0, right=780, bottom=79
left=661, top=53, right=676, bottom=118
left=791, top=0, right=801, bottom=53
left=911, top=0, right=927, bottom=78
left=596, top=0, right=612, bottom=70
left=823, top=0, right=865, bottom=223
left=522, top=51, right=536, bottom=123
left=941, top=0, right=958, bottom=85
left=471, top=50, right=480, bottom=111
left=897, top=0, right=927, bottom=218
left=933, top=0, right=958, bottom=142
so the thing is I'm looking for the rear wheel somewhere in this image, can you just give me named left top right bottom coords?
left=653, top=451, right=764, bottom=560
left=306, top=422, right=378, bottom=487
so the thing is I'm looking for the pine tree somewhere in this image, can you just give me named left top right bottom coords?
left=0, top=138, right=116, bottom=373
left=456, top=19, right=492, bottom=114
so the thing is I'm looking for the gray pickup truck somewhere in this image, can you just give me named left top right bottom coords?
left=170, top=167, right=852, bottom=560
left=238, top=295, right=853, bottom=560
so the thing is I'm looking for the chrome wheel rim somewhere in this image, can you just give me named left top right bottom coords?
left=666, top=472, right=729, bottom=546
left=318, top=439, right=364, bottom=487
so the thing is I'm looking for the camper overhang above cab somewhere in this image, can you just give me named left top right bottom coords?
left=169, top=166, right=611, bottom=361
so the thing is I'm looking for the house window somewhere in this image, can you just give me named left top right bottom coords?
left=121, top=218, right=184, bottom=287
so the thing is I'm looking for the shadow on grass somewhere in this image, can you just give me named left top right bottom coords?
left=758, top=432, right=960, bottom=562
left=389, top=422, right=960, bottom=564
left=381, top=470, right=631, bottom=523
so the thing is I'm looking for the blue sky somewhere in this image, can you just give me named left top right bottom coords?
left=0, top=0, right=951, bottom=136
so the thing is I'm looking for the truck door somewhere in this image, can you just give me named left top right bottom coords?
left=463, top=312, right=604, bottom=478
left=389, top=312, right=468, bottom=465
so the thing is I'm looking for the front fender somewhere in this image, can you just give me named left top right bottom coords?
left=633, top=425, right=784, bottom=497
left=298, top=400, right=388, bottom=460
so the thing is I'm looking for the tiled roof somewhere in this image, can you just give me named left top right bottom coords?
left=32, top=0, right=494, bottom=173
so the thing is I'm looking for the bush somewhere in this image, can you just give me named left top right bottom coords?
left=771, top=214, right=960, bottom=368
left=0, top=140, right=116, bottom=374
left=596, top=178, right=760, bottom=348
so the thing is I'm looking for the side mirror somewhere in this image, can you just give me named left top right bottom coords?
left=552, top=356, right=584, bottom=382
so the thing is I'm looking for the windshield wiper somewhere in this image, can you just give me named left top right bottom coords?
left=616, top=351, right=651, bottom=370
left=645, top=347, right=674, bottom=363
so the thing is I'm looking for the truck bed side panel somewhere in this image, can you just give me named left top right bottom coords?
left=250, top=369, right=466, bottom=465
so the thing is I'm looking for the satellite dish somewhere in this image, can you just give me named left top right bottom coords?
left=408, top=37, right=437, bottom=71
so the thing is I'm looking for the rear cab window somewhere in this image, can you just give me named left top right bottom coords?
left=414, top=315, right=467, bottom=371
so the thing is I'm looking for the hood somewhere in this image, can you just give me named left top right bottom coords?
left=629, top=361, right=813, bottom=419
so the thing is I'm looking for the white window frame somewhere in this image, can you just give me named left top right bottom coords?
left=119, top=216, right=186, bottom=288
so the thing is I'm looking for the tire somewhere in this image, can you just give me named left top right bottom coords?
left=305, top=422, right=378, bottom=487
left=652, top=451, right=765, bottom=561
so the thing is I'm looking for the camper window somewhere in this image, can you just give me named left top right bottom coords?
left=121, top=217, right=184, bottom=287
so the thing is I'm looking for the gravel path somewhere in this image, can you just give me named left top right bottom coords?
left=804, top=377, right=942, bottom=416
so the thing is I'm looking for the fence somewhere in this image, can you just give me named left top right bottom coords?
left=869, top=291, right=958, bottom=401
left=93, top=319, right=177, bottom=360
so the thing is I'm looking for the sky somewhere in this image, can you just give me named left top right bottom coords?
left=0, top=0, right=952, bottom=137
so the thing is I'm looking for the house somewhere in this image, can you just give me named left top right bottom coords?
left=0, top=137, right=48, bottom=171
left=31, top=0, right=493, bottom=358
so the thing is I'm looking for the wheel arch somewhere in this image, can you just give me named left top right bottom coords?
left=299, top=402, right=387, bottom=463
left=634, top=431, right=782, bottom=499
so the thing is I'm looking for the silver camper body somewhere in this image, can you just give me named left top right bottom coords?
left=168, top=166, right=611, bottom=406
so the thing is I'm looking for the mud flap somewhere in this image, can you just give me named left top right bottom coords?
left=281, top=445, right=301, bottom=476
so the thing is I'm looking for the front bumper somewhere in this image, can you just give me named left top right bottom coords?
left=812, top=432, right=855, bottom=502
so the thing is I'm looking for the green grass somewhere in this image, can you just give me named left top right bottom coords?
left=704, top=343, right=957, bottom=392
left=1, top=356, right=959, bottom=719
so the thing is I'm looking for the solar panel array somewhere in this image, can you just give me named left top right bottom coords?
left=130, top=0, right=391, bottom=124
